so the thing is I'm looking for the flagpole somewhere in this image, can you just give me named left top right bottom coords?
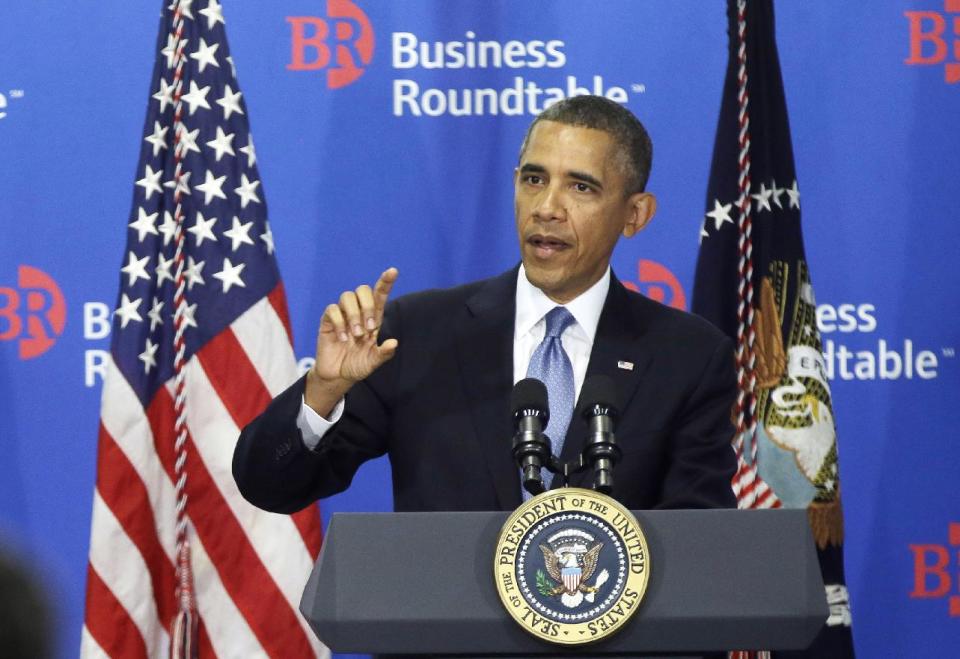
left=732, top=2, right=769, bottom=657
left=168, top=1, right=199, bottom=656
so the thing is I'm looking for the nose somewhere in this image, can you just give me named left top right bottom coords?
left=532, top=182, right=566, bottom=222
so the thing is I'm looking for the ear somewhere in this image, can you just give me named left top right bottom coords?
left=622, top=192, right=657, bottom=238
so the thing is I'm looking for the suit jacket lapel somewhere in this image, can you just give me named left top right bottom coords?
left=455, top=268, right=522, bottom=509
left=561, top=274, right=655, bottom=489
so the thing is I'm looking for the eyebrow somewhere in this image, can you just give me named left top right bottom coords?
left=568, top=170, right=604, bottom=190
left=519, top=163, right=547, bottom=176
left=519, top=163, right=605, bottom=191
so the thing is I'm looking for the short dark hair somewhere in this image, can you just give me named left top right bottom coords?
left=519, top=95, right=653, bottom=194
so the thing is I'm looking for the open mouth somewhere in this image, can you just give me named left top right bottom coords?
left=528, top=234, right=570, bottom=258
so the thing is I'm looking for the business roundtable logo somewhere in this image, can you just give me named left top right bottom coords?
left=494, top=489, right=649, bottom=644
left=622, top=258, right=687, bottom=311
left=287, top=0, right=374, bottom=88
left=285, top=1, right=642, bottom=116
left=0, top=265, right=66, bottom=359
left=909, top=522, right=960, bottom=617
left=905, top=0, right=960, bottom=83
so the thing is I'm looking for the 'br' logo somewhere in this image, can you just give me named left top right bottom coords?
left=0, top=265, right=67, bottom=360
left=623, top=259, right=687, bottom=311
left=909, top=522, right=960, bottom=617
left=287, top=0, right=375, bottom=89
left=905, top=0, right=960, bottom=83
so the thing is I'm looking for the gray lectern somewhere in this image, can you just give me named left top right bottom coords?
left=300, top=509, right=827, bottom=656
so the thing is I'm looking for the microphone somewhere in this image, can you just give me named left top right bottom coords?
left=511, top=378, right=551, bottom=496
left=577, top=375, right=622, bottom=494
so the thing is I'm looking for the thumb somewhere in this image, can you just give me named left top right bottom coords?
left=372, top=338, right=399, bottom=367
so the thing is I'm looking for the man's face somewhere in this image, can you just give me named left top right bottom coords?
left=514, top=120, right=655, bottom=304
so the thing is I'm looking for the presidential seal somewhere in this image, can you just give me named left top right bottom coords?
left=493, top=488, right=650, bottom=645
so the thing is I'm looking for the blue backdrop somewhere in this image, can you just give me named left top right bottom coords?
left=1, top=1, right=958, bottom=657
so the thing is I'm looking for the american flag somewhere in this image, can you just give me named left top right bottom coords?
left=81, top=1, right=325, bottom=657
left=693, top=1, right=855, bottom=657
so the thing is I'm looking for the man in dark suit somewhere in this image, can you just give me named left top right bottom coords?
left=233, top=95, right=737, bottom=514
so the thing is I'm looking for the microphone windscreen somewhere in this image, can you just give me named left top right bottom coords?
left=511, top=378, right=549, bottom=417
left=576, top=375, right=620, bottom=417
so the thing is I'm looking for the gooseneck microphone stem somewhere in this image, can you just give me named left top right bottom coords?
left=516, top=411, right=548, bottom=495
left=510, top=378, right=552, bottom=497
left=511, top=376, right=623, bottom=497
left=583, top=404, right=621, bottom=494
left=577, top=375, right=622, bottom=495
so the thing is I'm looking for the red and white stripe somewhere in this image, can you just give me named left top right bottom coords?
left=82, top=285, right=327, bottom=658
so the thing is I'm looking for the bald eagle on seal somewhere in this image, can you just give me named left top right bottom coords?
left=539, top=543, right=603, bottom=596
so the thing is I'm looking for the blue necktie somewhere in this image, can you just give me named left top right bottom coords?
left=526, top=306, right=576, bottom=489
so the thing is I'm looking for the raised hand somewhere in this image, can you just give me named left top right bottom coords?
left=305, top=268, right=399, bottom=416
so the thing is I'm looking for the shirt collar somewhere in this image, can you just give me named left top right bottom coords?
left=515, top=264, right=610, bottom=343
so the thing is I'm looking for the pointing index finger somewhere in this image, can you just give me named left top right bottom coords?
left=373, top=267, right=399, bottom=313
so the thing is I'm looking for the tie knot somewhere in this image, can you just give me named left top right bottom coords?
left=543, top=306, right=575, bottom=338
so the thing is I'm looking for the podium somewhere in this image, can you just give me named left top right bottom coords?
left=300, top=509, right=827, bottom=656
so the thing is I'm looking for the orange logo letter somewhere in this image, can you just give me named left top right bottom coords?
left=909, top=544, right=951, bottom=598
left=905, top=11, right=947, bottom=64
left=288, top=17, right=331, bottom=71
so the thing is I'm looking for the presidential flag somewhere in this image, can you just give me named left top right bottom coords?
left=81, top=1, right=326, bottom=656
left=692, top=1, right=855, bottom=656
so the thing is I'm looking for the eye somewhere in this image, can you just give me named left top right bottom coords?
left=573, top=182, right=594, bottom=193
left=524, top=174, right=544, bottom=186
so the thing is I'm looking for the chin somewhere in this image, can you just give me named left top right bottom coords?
left=525, top=269, right=567, bottom=300
left=523, top=262, right=555, bottom=286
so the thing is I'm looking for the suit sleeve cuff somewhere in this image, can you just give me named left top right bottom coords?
left=297, top=396, right=345, bottom=450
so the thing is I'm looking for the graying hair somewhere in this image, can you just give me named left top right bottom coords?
left=519, top=95, right=653, bottom=194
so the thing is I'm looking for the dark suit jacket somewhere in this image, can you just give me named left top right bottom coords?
left=233, top=268, right=737, bottom=513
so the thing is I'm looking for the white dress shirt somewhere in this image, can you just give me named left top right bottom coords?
left=512, top=264, right=609, bottom=397
left=297, top=265, right=611, bottom=449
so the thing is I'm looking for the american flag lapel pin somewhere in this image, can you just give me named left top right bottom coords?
left=617, top=360, right=634, bottom=371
